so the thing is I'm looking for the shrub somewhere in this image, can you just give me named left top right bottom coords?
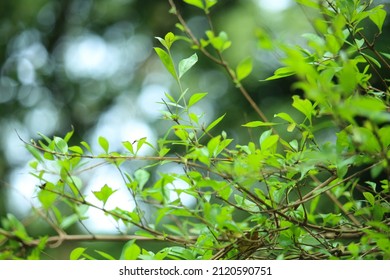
left=2, top=0, right=389, bottom=259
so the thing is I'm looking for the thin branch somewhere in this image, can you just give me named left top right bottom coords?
left=168, top=0, right=272, bottom=125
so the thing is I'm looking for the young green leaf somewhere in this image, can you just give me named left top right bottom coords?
left=95, top=250, right=116, bottom=260
left=236, top=57, right=253, bottom=82
left=188, top=92, right=207, bottom=107
left=154, top=47, right=177, bottom=80
left=38, top=187, right=58, bottom=209
left=274, top=112, right=296, bottom=132
left=363, top=192, right=375, bottom=206
left=69, top=145, right=83, bottom=154
left=134, top=169, right=150, bottom=190
left=70, top=247, right=86, bottom=260
left=26, top=145, right=43, bottom=162
left=183, top=0, right=204, bottom=10
left=242, top=121, right=279, bottom=127
left=368, top=6, right=386, bottom=32
left=178, top=53, right=198, bottom=78
left=205, top=0, right=218, bottom=11
left=54, top=137, right=68, bottom=153
left=164, top=32, right=176, bottom=49
left=292, top=95, right=314, bottom=123
left=205, top=114, right=226, bottom=132
left=98, top=136, right=109, bottom=153
left=93, top=184, right=117, bottom=206
left=121, top=240, right=141, bottom=260
left=80, top=141, right=92, bottom=153
left=265, top=66, right=295, bottom=81
left=122, top=141, right=134, bottom=154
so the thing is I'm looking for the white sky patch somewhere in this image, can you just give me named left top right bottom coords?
left=82, top=164, right=136, bottom=233
left=64, top=34, right=120, bottom=79
left=137, top=84, right=168, bottom=120
left=255, top=0, right=293, bottom=12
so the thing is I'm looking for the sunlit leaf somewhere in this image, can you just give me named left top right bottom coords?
left=188, top=92, right=207, bottom=107
left=368, top=5, right=386, bottom=32
left=179, top=53, right=198, bottom=78
left=95, top=250, right=116, bottom=260
left=236, top=57, right=253, bottom=82
left=265, top=66, right=295, bottom=81
left=242, top=121, right=279, bottom=127
left=154, top=47, right=177, bottom=80
left=93, top=184, right=117, bottom=206
left=98, top=136, right=109, bottom=153
left=183, top=0, right=204, bottom=10
left=70, top=247, right=86, bottom=260
left=292, top=95, right=314, bottom=123
left=121, top=240, right=141, bottom=260
left=205, top=114, right=225, bottom=132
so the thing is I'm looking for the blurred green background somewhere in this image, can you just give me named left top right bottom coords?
left=1, top=0, right=389, bottom=258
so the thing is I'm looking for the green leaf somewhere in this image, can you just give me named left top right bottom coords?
left=122, top=141, right=134, bottom=154
left=26, top=145, right=43, bottom=162
left=136, top=137, right=148, bottom=152
left=38, top=187, right=57, bottom=209
left=265, top=66, right=295, bottom=81
left=292, top=95, right=314, bottom=123
left=69, top=145, right=83, bottom=154
left=368, top=5, right=386, bottom=32
left=242, top=121, right=279, bottom=127
left=135, top=230, right=156, bottom=238
left=121, top=240, right=141, bottom=260
left=295, top=0, right=320, bottom=9
left=60, top=214, right=79, bottom=229
left=179, top=53, right=198, bottom=78
left=54, top=137, right=68, bottom=153
left=134, top=169, right=150, bottom=190
left=260, top=134, right=279, bottom=151
left=98, top=136, right=109, bottom=153
left=188, top=92, right=207, bottom=107
left=363, top=192, right=375, bottom=206
left=183, top=0, right=204, bottom=10
left=378, top=126, right=390, bottom=148
left=236, top=57, right=253, bottom=82
left=206, top=31, right=232, bottom=52
left=64, top=129, right=74, bottom=142
left=274, top=112, right=296, bottom=132
left=156, top=32, right=176, bottom=51
left=205, top=114, right=225, bottom=132
left=164, top=32, right=176, bottom=49
left=70, top=247, right=86, bottom=260
left=80, top=141, right=92, bottom=153
left=154, top=47, right=177, bottom=80
left=95, top=250, right=116, bottom=260
left=159, top=147, right=170, bottom=157
left=207, top=135, right=221, bottom=157
left=93, top=184, right=117, bottom=206
left=205, top=0, right=218, bottom=10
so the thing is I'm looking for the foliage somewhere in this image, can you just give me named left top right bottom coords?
left=1, top=0, right=389, bottom=260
